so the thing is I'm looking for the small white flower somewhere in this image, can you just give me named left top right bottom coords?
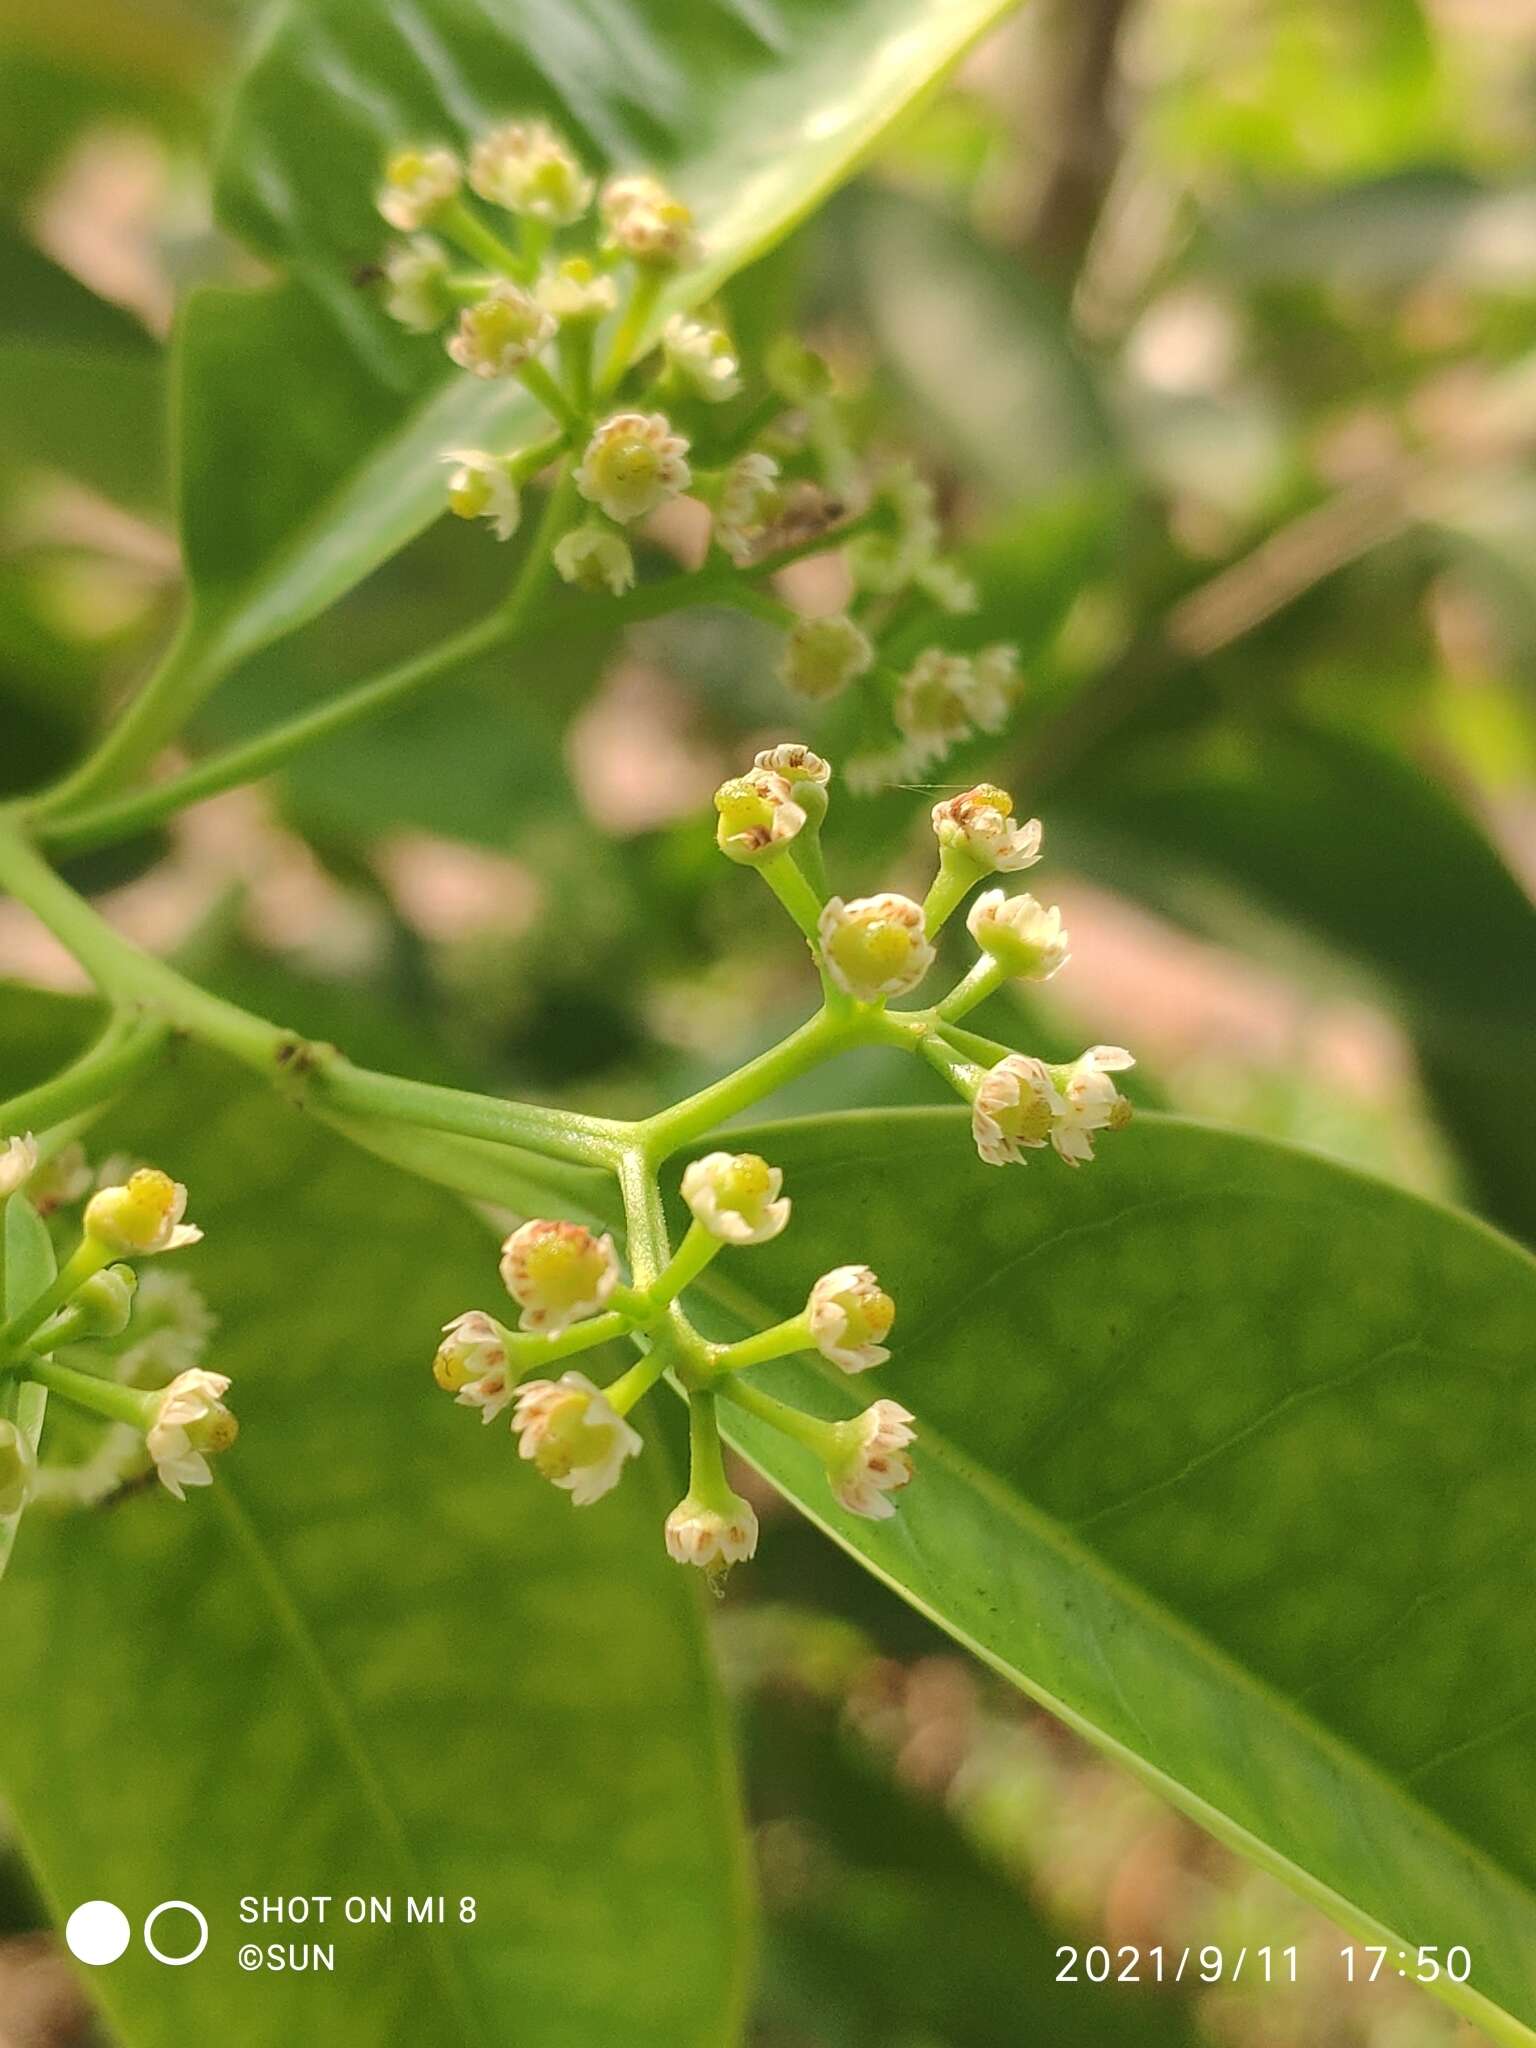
left=807, top=1266, right=895, bottom=1373
left=818, top=894, right=934, bottom=1003
left=966, top=889, right=1070, bottom=981
left=828, top=1400, right=915, bottom=1520
left=553, top=522, right=635, bottom=596
left=681, top=1152, right=790, bottom=1245
left=665, top=1492, right=760, bottom=1569
left=0, top=1133, right=37, bottom=1198
left=536, top=256, right=618, bottom=323
left=113, top=1269, right=213, bottom=1386
left=845, top=464, right=940, bottom=594
left=469, top=119, right=593, bottom=224
left=500, top=1219, right=620, bottom=1335
left=753, top=743, right=831, bottom=789
left=970, top=643, right=1020, bottom=730
left=600, top=173, right=700, bottom=267
left=447, top=281, right=556, bottom=378
left=713, top=770, right=806, bottom=865
left=441, top=449, right=521, bottom=540
left=916, top=557, right=979, bottom=614
left=971, top=1054, right=1058, bottom=1167
left=455, top=1365, right=515, bottom=1426
left=663, top=314, right=741, bottom=402
left=930, top=786, right=1042, bottom=873
left=715, top=452, right=781, bottom=565
left=377, top=146, right=462, bottom=232
left=893, top=649, right=984, bottom=756
left=1051, top=1045, right=1135, bottom=1167
left=512, top=1373, right=643, bottom=1505
left=145, top=1369, right=236, bottom=1501
left=84, top=1169, right=201, bottom=1256
left=777, top=614, right=873, bottom=702
left=0, top=1420, right=35, bottom=1518
left=434, top=1310, right=509, bottom=1391
left=575, top=411, right=692, bottom=524
left=382, top=237, right=454, bottom=332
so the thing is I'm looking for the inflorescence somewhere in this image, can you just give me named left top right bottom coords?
left=374, top=118, right=1022, bottom=791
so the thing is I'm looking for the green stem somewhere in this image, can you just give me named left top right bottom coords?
left=745, top=506, right=881, bottom=581
left=436, top=198, right=525, bottom=278
left=918, top=1032, right=985, bottom=1103
left=923, top=849, right=984, bottom=938
left=717, top=1373, right=838, bottom=1460
left=684, top=1386, right=737, bottom=1508
left=0, top=1011, right=169, bottom=1134
left=935, top=954, right=1009, bottom=1023
left=597, top=271, right=664, bottom=396
left=509, top=1310, right=633, bottom=1373
left=519, top=359, right=585, bottom=435
left=617, top=1149, right=671, bottom=1287
left=1, top=1240, right=109, bottom=1354
left=315, top=1065, right=627, bottom=1170
left=758, top=852, right=826, bottom=944
left=36, top=613, right=510, bottom=855
left=30, top=617, right=219, bottom=818
left=14, top=1355, right=152, bottom=1430
left=710, top=1312, right=811, bottom=1377
left=647, top=1218, right=721, bottom=1304
left=602, top=1344, right=671, bottom=1418
left=637, top=1007, right=855, bottom=1163
left=932, top=1019, right=1014, bottom=1066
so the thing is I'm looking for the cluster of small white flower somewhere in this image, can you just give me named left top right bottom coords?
left=0, top=1157, right=236, bottom=1510
left=431, top=1160, right=912, bottom=1580
left=373, top=120, right=1021, bottom=789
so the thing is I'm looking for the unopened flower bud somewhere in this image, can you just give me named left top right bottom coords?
left=575, top=411, right=691, bottom=523
left=663, top=314, right=741, bottom=402
left=776, top=614, right=872, bottom=703
left=600, top=173, right=699, bottom=267
left=893, top=649, right=985, bottom=757
left=512, top=1373, right=642, bottom=1504
left=71, top=1265, right=138, bottom=1338
left=145, top=1369, right=236, bottom=1500
left=382, top=237, right=455, bottom=332
left=536, top=256, right=618, bottom=323
left=931, top=786, right=1041, bottom=873
left=714, top=771, right=806, bottom=865
left=499, top=1219, right=620, bottom=1335
left=84, top=1169, right=201, bottom=1256
left=378, top=146, right=461, bottom=232
left=469, top=120, right=593, bottom=224
left=916, top=557, right=979, bottom=614
left=967, top=889, right=1069, bottom=981
left=827, top=1400, right=915, bottom=1520
left=553, top=522, right=635, bottom=595
left=447, top=281, right=556, bottom=377
left=681, top=1152, right=790, bottom=1245
left=818, top=894, right=934, bottom=1002
left=433, top=1310, right=508, bottom=1391
left=0, top=1420, right=34, bottom=1518
left=753, top=744, right=831, bottom=791
left=0, top=1133, right=37, bottom=1198
left=665, top=1491, right=759, bottom=1571
left=807, top=1265, right=894, bottom=1373
left=441, top=449, right=522, bottom=539
left=715, top=452, right=781, bottom=564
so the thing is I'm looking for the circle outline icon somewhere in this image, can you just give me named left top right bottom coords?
left=64, top=1900, right=131, bottom=1967
left=143, top=1900, right=209, bottom=1967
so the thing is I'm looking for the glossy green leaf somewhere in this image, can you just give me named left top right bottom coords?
left=1051, top=714, right=1536, bottom=1243
left=691, top=1107, right=1536, bottom=2045
left=175, top=0, right=1024, bottom=679
left=0, top=1001, right=748, bottom=2048
left=0, top=1193, right=54, bottom=1582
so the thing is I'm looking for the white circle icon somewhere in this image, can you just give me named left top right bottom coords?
left=65, top=1901, right=131, bottom=1967
left=143, top=1901, right=209, bottom=1967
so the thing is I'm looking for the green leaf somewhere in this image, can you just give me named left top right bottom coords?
left=1053, top=715, right=1536, bottom=1243
left=0, top=1009, right=748, bottom=2048
left=0, top=1194, right=55, bottom=1581
left=695, top=1107, right=1536, bottom=2045
left=175, top=0, right=1025, bottom=680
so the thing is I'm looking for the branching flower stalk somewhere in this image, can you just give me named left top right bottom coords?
left=0, top=117, right=1134, bottom=1582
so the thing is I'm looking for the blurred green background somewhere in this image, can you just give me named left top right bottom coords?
left=2, top=0, right=1534, bottom=2043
